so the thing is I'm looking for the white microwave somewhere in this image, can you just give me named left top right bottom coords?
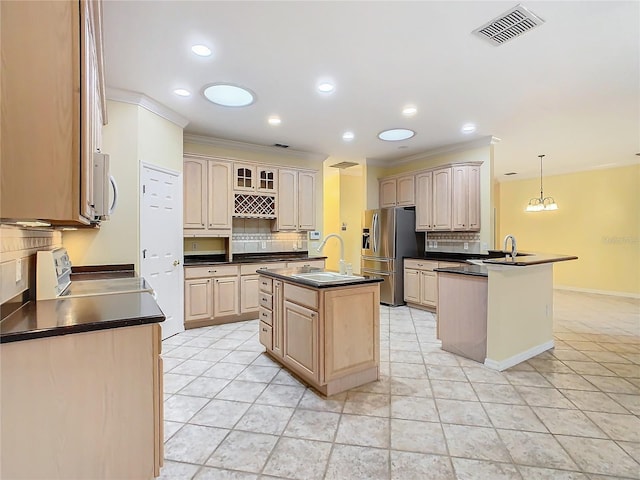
left=93, top=152, right=118, bottom=222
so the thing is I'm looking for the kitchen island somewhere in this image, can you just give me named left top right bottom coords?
left=257, top=267, right=383, bottom=396
left=435, top=252, right=577, bottom=371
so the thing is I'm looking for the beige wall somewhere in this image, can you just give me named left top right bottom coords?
left=63, top=101, right=183, bottom=270
left=498, top=164, right=640, bottom=296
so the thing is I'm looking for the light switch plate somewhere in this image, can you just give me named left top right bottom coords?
left=309, top=231, right=320, bottom=240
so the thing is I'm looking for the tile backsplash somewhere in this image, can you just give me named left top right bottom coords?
left=424, top=231, right=483, bottom=254
left=232, top=219, right=307, bottom=254
left=1, top=226, right=62, bottom=305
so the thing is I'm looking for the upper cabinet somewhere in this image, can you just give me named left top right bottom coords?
left=233, top=163, right=278, bottom=194
left=379, top=175, right=415, bottom=208
left=452, top=164, right=481, bottom=231
left=415, top=163, right=481, bottom=232
left=183, top=156, right=232, bottom=236
left=1, top=0, right=107, bottom=225
left=276, top=169, right=316, bottom=231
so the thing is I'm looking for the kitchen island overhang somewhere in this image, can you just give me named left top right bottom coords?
left=435, top=252, right=578, bottom=371
left=256, top=267, right=383, bottom=396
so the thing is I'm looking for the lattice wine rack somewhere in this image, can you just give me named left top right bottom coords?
left=233, top=194, right=276, bottom=218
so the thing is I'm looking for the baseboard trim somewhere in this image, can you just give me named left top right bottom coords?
left=555, top=285, right=640, bottom=299
left=484, top=340, right=555, bottom=371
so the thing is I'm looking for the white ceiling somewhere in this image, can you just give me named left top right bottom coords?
left=102, top=1, right=639, bottom=179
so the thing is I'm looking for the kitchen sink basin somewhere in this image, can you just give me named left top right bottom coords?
left=291, top=272, right=364, bottom=283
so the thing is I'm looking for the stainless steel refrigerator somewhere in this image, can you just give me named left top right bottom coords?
left=361, top=207, right=419, bottom=306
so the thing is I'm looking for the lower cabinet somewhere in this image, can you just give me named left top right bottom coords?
left=0, top=324, right=163, bottom=478
left=185, top=277, right=213, bottom=321
left=240, top=275, right=259, bottom=313
left=213, top=275, right=239, bottom=317
left=404, top=259, right=464, bottom=309
left=258, top=274, right=380, bottom=396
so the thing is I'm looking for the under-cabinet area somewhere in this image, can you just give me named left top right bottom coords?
left=184, top=258, right=325, bottom=328
left=403, top=258, right=466, bottom=312
left=257, top=270, right=382, bottom=396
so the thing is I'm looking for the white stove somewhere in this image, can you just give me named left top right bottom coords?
left=36, top=248, right=153, bottom=301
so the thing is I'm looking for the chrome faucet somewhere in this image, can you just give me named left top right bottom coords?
left=317, top=233, right=346, bottom=274
left=503, top=234, right=517, bottom=261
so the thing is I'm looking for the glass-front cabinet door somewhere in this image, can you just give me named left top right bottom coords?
left=257, top=167, right=278, bottom=193
left=234, top=163, right=256, bottom=191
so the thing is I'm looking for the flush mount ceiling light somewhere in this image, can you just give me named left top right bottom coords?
left=342, top=131, right=355, bottom=141
left=402, top=106, right=417, bottom=116
left=268, top=116, right=281, bottom=126
left=526, top=154, right=558, bottom=212
left=461, top=123, right=477, bottom=134
left=173, top=88, right=191, bottom=97
left=203, top=83, right=255, bottom=107
left=191, top=44, right=212, bottom=57
left=317, top=82, right=335, bottom=93
left=378, top=128, right=415, bottom=142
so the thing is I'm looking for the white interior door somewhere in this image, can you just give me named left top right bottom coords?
left=140, top=163, right=184, bottom=339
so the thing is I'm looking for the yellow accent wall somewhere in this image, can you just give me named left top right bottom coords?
left=498, top=164, right=640, bottom=296
left=63, top=101, right=184, bottom=269
left=322, top=166, right=341, bottom=271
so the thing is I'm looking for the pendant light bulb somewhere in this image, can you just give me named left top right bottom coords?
left=526, top=154, right=558, bottom=212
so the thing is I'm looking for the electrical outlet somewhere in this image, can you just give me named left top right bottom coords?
left=433, top=241, right=438, bottom=248
left=15, top=258, right=22, bottom=282
left=464, top=242, right=469, bottom=250
left=261, top=241, right=267, bottom=249
left=292, top=242, right=297, bottom=250
left=192, top=242, right=197, bottom=250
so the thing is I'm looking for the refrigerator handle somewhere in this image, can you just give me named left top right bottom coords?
left=372, top=213, right=378, bottom=253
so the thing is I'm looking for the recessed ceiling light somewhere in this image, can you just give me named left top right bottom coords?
left=173, top=88, right=191, bottom=97
left=191, top=44, right=212, bottom=57
left=342, top=131, right=355, bottom=141
left=203, top=83, right=255, bottom=107
left=317, top=82, right=335, bottom=93
left=268, top=116, right=281, bottom=126
left=461, top=123, right=477, bottom=134
left=402, top=106, right=417, bottom=116
left=378, top=129, right=415, bottom=142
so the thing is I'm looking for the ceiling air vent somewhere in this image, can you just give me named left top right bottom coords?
left=472, top=4, right=544, bottom=46
left=504, top=172, right=518, bottom=176
left=329, top=161, right=359, bottom=169
left=273, top=143, right=289, bottom=149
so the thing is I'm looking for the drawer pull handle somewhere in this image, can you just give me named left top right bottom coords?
left=208, top=270, right=217, bottom=273
left=261, top=312, right=267, bottom=317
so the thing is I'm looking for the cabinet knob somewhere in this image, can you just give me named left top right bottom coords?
left=262, top=328, right=268, bottom=332
left=261, top=312, right=267, bottom=317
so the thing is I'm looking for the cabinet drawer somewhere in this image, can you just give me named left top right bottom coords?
left=258, top=277, right=273, bottom=293
left=438, top=261, right=463, bottom=268
left=286, top=260, right=325, bottom=269
left=185, top=265, right=238, bottom=279
left=284, top=283, right=318, bottom=310
left=258, top=307, right=273, bottom=326
left=404, top=259, right=438, bottom=271
left=259, top=321, right=273, bottom=350
left=259, top=292, right=273, bottom=310
left=240, top=262, right=286, bottom=275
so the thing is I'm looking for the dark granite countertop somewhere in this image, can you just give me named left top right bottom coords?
left=407, top=250, right=577, bottom=266
left=258, top=267, right=383, bottom=289
left=434, top=265, right=489, bottom=277
left=184, top=252, right=327, bottom=266
left=0, top=292, right=164, bottom=344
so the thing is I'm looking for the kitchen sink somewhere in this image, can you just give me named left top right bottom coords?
left=291, top=272, right=364, bottom=283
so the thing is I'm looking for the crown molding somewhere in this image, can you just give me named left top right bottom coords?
left=367, top=135, right=500, bottom=167
left=106, top=87, right=190, bottom=128
left=183, top=134, right=328, bottom=163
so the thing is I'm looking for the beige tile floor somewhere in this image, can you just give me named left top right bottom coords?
left=159, top=290, right=640, bottom=479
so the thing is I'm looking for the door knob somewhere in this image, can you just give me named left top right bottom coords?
left=173, top=260, right=180, bottom=266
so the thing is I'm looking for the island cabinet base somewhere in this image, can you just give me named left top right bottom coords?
left=258, top=276, right=380, bottom=396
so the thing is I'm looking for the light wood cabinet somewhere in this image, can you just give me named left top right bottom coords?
left=276, top=169, right=316, bottom=231
left=416, top=163, right=481, bottom=232
left=1, top=0, right=106, bottom=225
left=415, top=167, right=452, bottom=231
left=432, top=167, right=452, bottom=230
left=233, top=163, right=278, bottom=193
left=403, top=260, right=439, bottom=308
left=415, top=171, right=433, bottom=230
left=0, top=324, right=163, bottom=478
left=213, top=275, right=239, bottom=317
left=452, top=164, right=481, bottom=231
left=379, top=175, right=415, bottom=208
left=286, top=259, right=326, bottom=269
left=283, top=300, right=318, bottom=379
left=240, top=275, right=260, bottom=313
left=184, top=277, right=213, bottom=323
left=183, top=156, right=232, bottom=235
left=403, top=268, right=421, bottom=303
left=258, top=274, right=380, bottom=396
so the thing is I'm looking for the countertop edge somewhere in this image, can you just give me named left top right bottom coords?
left=258, top=268, right=384, bottom=288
